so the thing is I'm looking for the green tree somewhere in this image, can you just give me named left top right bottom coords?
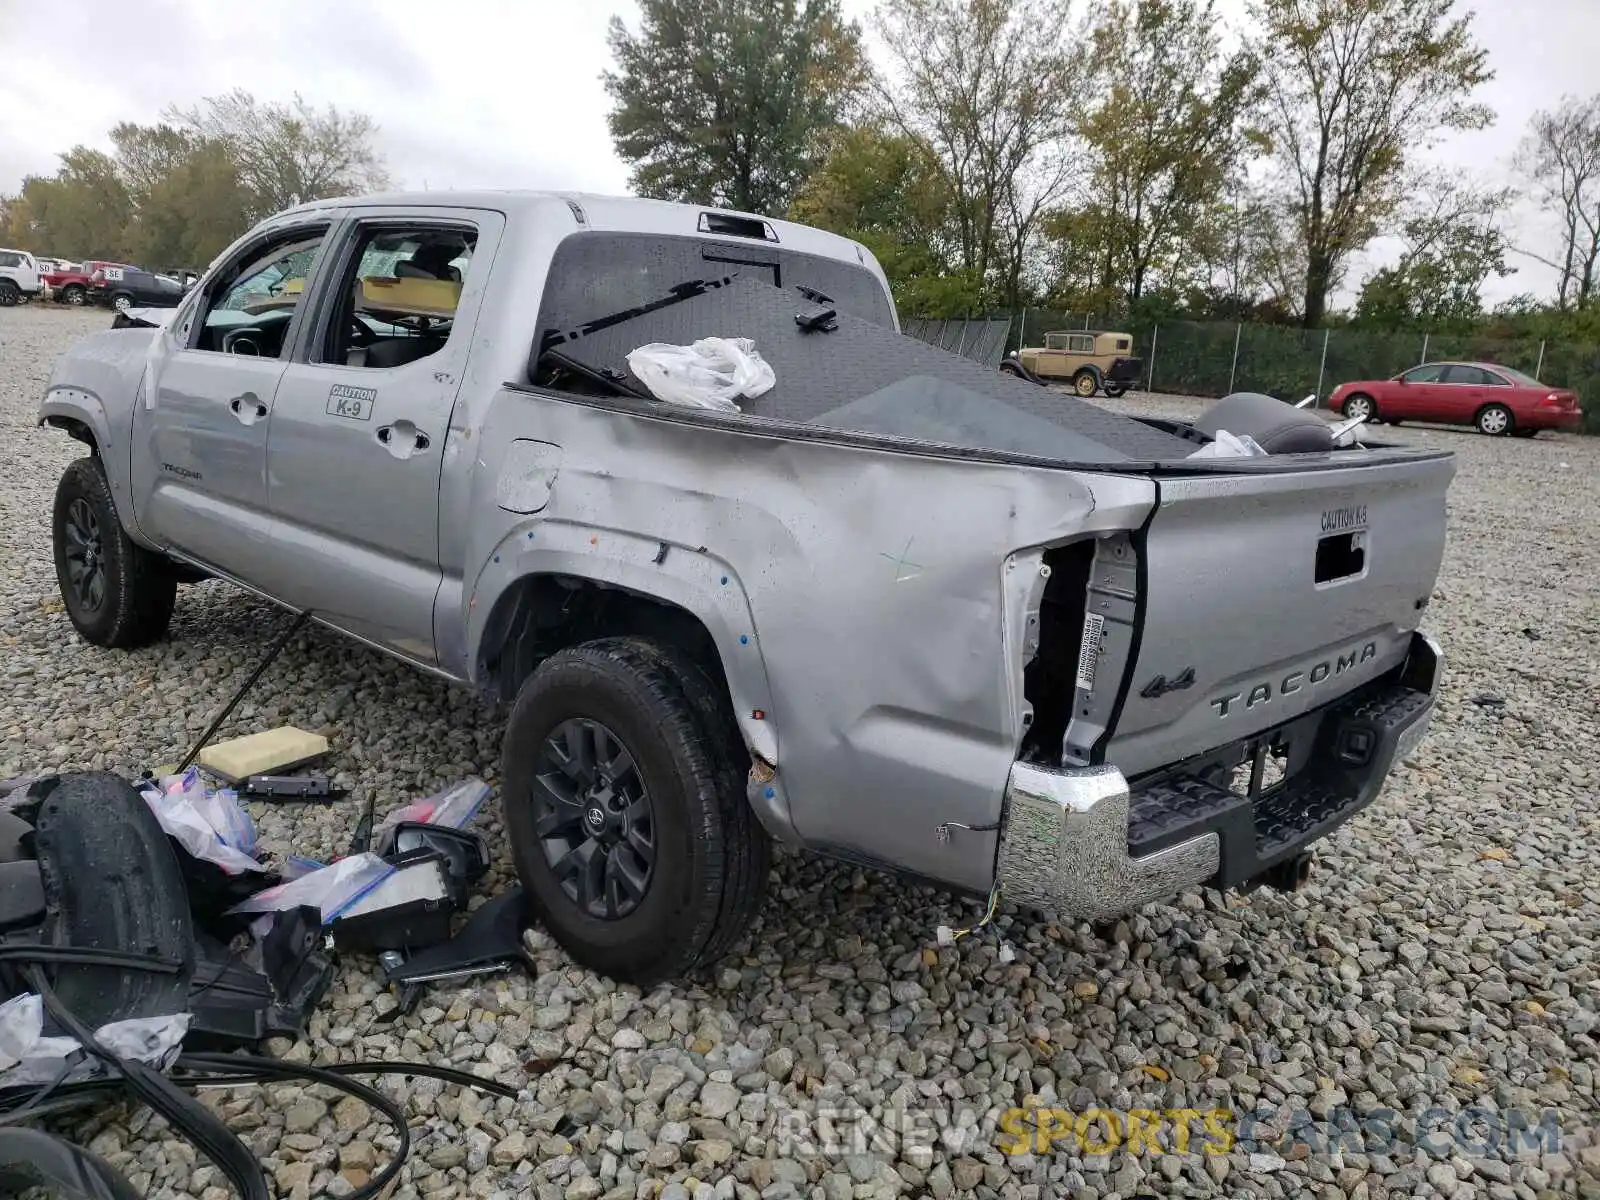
left=790, top=125, right=976, bottom=313
left=872, top=0, right=1090, bottom=311
left=7, top=148, right=133, bottom=259
left=1076, top=0, right=1261, bottom=305
left=1186, top=193, right=1306, bottom=319
left=164, top=89, right=392, bottom=215
left=1515, top=94, right=1600, bottom=311
left=1252, top=0, right=1493, bottom=326
left=133, top=140, right=256, bottom=268
left=1355, top=177, right=1512, bottom=327
left=604, top=0, right=867, bottom=214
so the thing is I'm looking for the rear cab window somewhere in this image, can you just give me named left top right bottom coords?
left=528, top=231, right=894, bottom=386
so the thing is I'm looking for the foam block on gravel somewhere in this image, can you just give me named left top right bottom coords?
left=197, top=726, right=328, bottom=781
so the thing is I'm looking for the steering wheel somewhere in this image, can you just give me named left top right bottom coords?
left=221, top=327, right=266, bottom=356
left=347, top=316, right=377, bottom=347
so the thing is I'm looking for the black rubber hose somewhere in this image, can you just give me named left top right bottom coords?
left=27, top=967, right=270, bottom=1200
left=178, top=1053, right=411, bottom=1200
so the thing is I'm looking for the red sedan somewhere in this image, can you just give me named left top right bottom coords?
left=1328, top=361, right=1582, bottom=437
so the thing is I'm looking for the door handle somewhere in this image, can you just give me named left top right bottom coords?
left=228, top=394, right=269, bottom=425
left=376, top=420, right=431, bottom=459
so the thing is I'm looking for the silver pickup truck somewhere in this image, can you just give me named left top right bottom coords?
left=39, top=192, right=1451, bottom=983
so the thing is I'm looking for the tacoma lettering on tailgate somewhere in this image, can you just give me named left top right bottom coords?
left=1210, top=641, right=1378, bottom=717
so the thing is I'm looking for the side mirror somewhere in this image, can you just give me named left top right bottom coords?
left=1395, top=376, right=1407, bottom=385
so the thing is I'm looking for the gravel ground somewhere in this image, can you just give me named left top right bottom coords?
left=2, top=305, right=1596, bottom=1200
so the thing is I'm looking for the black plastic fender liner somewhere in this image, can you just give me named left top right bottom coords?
left=28, top=772, right=194, bottom=1028
left=0, top=1127, right=140, bottom=1199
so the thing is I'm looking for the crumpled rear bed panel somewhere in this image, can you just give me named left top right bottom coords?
left=543, top=276, right=1196, bottom=464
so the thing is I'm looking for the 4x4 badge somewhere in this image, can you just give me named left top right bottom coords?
left=1141, top=667, right=1196, bottom=699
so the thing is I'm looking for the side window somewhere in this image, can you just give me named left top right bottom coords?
left=317, top=223, right=478, bottom=369
left=1402, top=364, right=1446, bottom=384
left=1115, top=337, right=1131, bottom=351
left=194, top=228, right=329, bottom=358
left=1441, top=365, right=1486, bottom=385
left=1043, top=333, right=1068, bottom=350
left=0, top=252, right=19, bottom=268
left=1479, top=368, right=1510, bottom=386
left=1068, top=334, right=1095, bottom=355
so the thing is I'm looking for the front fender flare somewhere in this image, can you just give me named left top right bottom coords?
left=464, top=519, right=780, bottom=769
left=38, top=381, right=158, bottom=551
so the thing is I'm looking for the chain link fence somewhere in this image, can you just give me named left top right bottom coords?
left=901, top=316, right=1014, bottom=367
left=1013, top=308, right=1599, bottom=432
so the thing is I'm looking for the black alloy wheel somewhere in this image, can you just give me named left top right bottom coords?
left=531, top=717, right=657, bottom=919
left=60, top=496, right=107, bottom=615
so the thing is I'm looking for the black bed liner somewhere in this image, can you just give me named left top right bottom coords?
left=540, top=275, right=1198, bottom=464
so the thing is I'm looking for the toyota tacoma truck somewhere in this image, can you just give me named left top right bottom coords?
left=37, top=192, right=1451, bottom=984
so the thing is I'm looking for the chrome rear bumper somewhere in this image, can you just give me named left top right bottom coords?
left=996, top=632, right=1443, bottom=920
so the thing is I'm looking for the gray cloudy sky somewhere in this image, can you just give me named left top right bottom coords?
left=1, top=0, right=1595, bottom=304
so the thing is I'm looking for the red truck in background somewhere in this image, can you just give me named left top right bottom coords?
left=41, top=260, right=132, bottom=306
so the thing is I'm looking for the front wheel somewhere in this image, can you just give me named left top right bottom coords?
left=61, top=284, right=87, bottom=306
left=1476, top=404, right=1513, bottom=436
left=502, top=638, right=770, bottom=985
left=52, top=457, right=176, bottom=648
left=1341, top=393, right=1375, bottom=423
left=1072, top=369, right=1100, bottom=397
left=0, top=281, right=17, bottom=307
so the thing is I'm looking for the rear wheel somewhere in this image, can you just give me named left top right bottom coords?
left=1072, top=369, right=1100, bottom=397
left=61, top=284, right=87, bottom=306
left=501, top=637, right=769, bottom=984
left=1476, top=403, right=1513, bottom=436
left=1102, top=382, right=1127, bottom=398
left=1342, top=392, right=1375, bottom=423
left=52, top=457, right=176, bottom=648
left=111, top=292, right=134, bottom=313
left=0, top=281, right=17, bottom=307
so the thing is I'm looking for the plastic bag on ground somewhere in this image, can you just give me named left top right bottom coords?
left=139, top=768, right=265, bottom=875
left=1187, top=428, right=1268, bottom=460
left=376, top=777, right=490, bottom=835
left=224, top=852, right=394, bottom=931
left=0, top=992, right=41, bottom=1071
left=626, top=337, right=776, bottom=412
left=0, top=993, right=188, bottom=1087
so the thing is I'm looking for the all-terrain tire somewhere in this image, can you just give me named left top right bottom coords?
left=52, top=457, right=176, bottom=648
left=633, top=641, right=771, bottom=970
left=501, top=637, right=770, bottom=984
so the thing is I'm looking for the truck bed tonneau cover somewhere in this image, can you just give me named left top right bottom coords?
left=541, top=275, right=1198, bottom=464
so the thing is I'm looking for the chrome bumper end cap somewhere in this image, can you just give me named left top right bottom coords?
left=996, top=762, right=1219, bottom=922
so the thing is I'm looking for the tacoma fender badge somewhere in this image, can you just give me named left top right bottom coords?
left=1140, top=667, right=1196, bottom=699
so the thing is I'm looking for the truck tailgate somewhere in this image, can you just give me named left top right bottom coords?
left=1096, top=452, right=1455, bottom=777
